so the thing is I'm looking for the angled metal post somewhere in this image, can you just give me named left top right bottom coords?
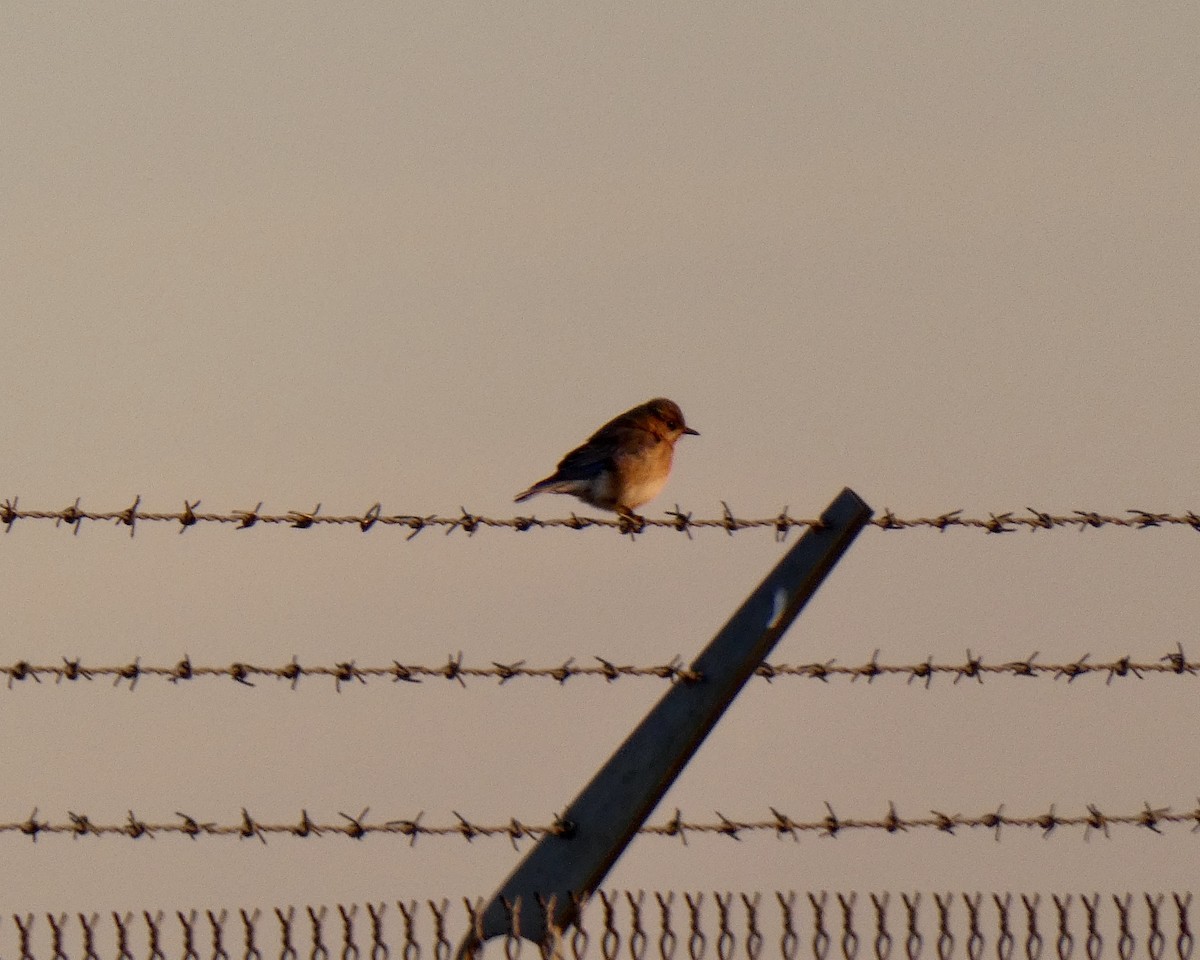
left=459, top=487, right=872, bottom=955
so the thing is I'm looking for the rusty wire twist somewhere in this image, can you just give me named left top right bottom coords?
left=4, top=802, right=1200, bottom=845
left=5, top=647, right=1200, bottom=692
left=3, top=497, right=1200, bottom=540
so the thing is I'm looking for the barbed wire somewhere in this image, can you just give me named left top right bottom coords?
left=1, top=890, right=1196, bottom=960
left=2, top=497, right=1199, bottom=538
left=3, top=647, right=1198, bottom=690
left=2, top=801, right=1196, bottom=846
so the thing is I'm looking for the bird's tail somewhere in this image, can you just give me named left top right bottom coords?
left=513, top=485, right=538, bottom=503
left=514, top=475, right=576, bottom=503
left=513, top=478, right=550, bottom=503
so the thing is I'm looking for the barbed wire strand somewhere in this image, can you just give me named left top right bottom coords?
left=2, top=889, right=1197, bottom=960
left=1, top=802, right=1196, bottom=846
left=2, top=647, right=1197, bottom=691
left=2, top=497, right=1200, bottom=539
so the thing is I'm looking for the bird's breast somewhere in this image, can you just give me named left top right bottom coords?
left=612, top=441, right=674, bottom=509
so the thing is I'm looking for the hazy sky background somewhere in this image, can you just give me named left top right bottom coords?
left=2, top=0, right=1198, bottom=920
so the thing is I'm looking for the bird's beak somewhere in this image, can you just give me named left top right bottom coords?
left=683, top=426, right=700, bottom=436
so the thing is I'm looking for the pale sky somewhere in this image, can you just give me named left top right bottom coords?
left=2, top=0, right=1198, bottom=927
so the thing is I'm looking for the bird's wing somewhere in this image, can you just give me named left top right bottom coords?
left=552, top=424, right=655, bottom=478
left=551, top=435, right=618, bottom=478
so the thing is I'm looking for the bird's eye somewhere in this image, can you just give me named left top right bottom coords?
left=666, top=420, right=679, bottom=430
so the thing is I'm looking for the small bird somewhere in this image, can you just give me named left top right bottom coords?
left=514, top=398, right=699, bottom=516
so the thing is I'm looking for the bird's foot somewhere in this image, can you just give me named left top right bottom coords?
left=616, top=508, right=646, bottom=535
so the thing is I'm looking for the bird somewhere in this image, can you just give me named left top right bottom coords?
left=514, top=398, right=699, bottom=516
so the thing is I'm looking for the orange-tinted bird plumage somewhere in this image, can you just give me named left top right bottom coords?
left=514, top=398, right=699, bottom=515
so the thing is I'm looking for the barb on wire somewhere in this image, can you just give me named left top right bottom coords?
left=3, top=802, right=1197, bottom=845
left=2, top=497, right=1200, bottom=538
left=4, top=647, right=1198, bottom=691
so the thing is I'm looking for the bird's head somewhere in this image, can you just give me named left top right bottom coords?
left=641, top=398, right=700, bottom=443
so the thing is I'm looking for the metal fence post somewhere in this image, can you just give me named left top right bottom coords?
left=458, top=487, right=873, bottom=955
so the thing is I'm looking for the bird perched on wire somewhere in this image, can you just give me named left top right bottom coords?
left=514, top=398, right=699, bottom=516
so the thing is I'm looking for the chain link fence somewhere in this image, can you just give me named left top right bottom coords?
left=4, top=892, right=1195, bottom=960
